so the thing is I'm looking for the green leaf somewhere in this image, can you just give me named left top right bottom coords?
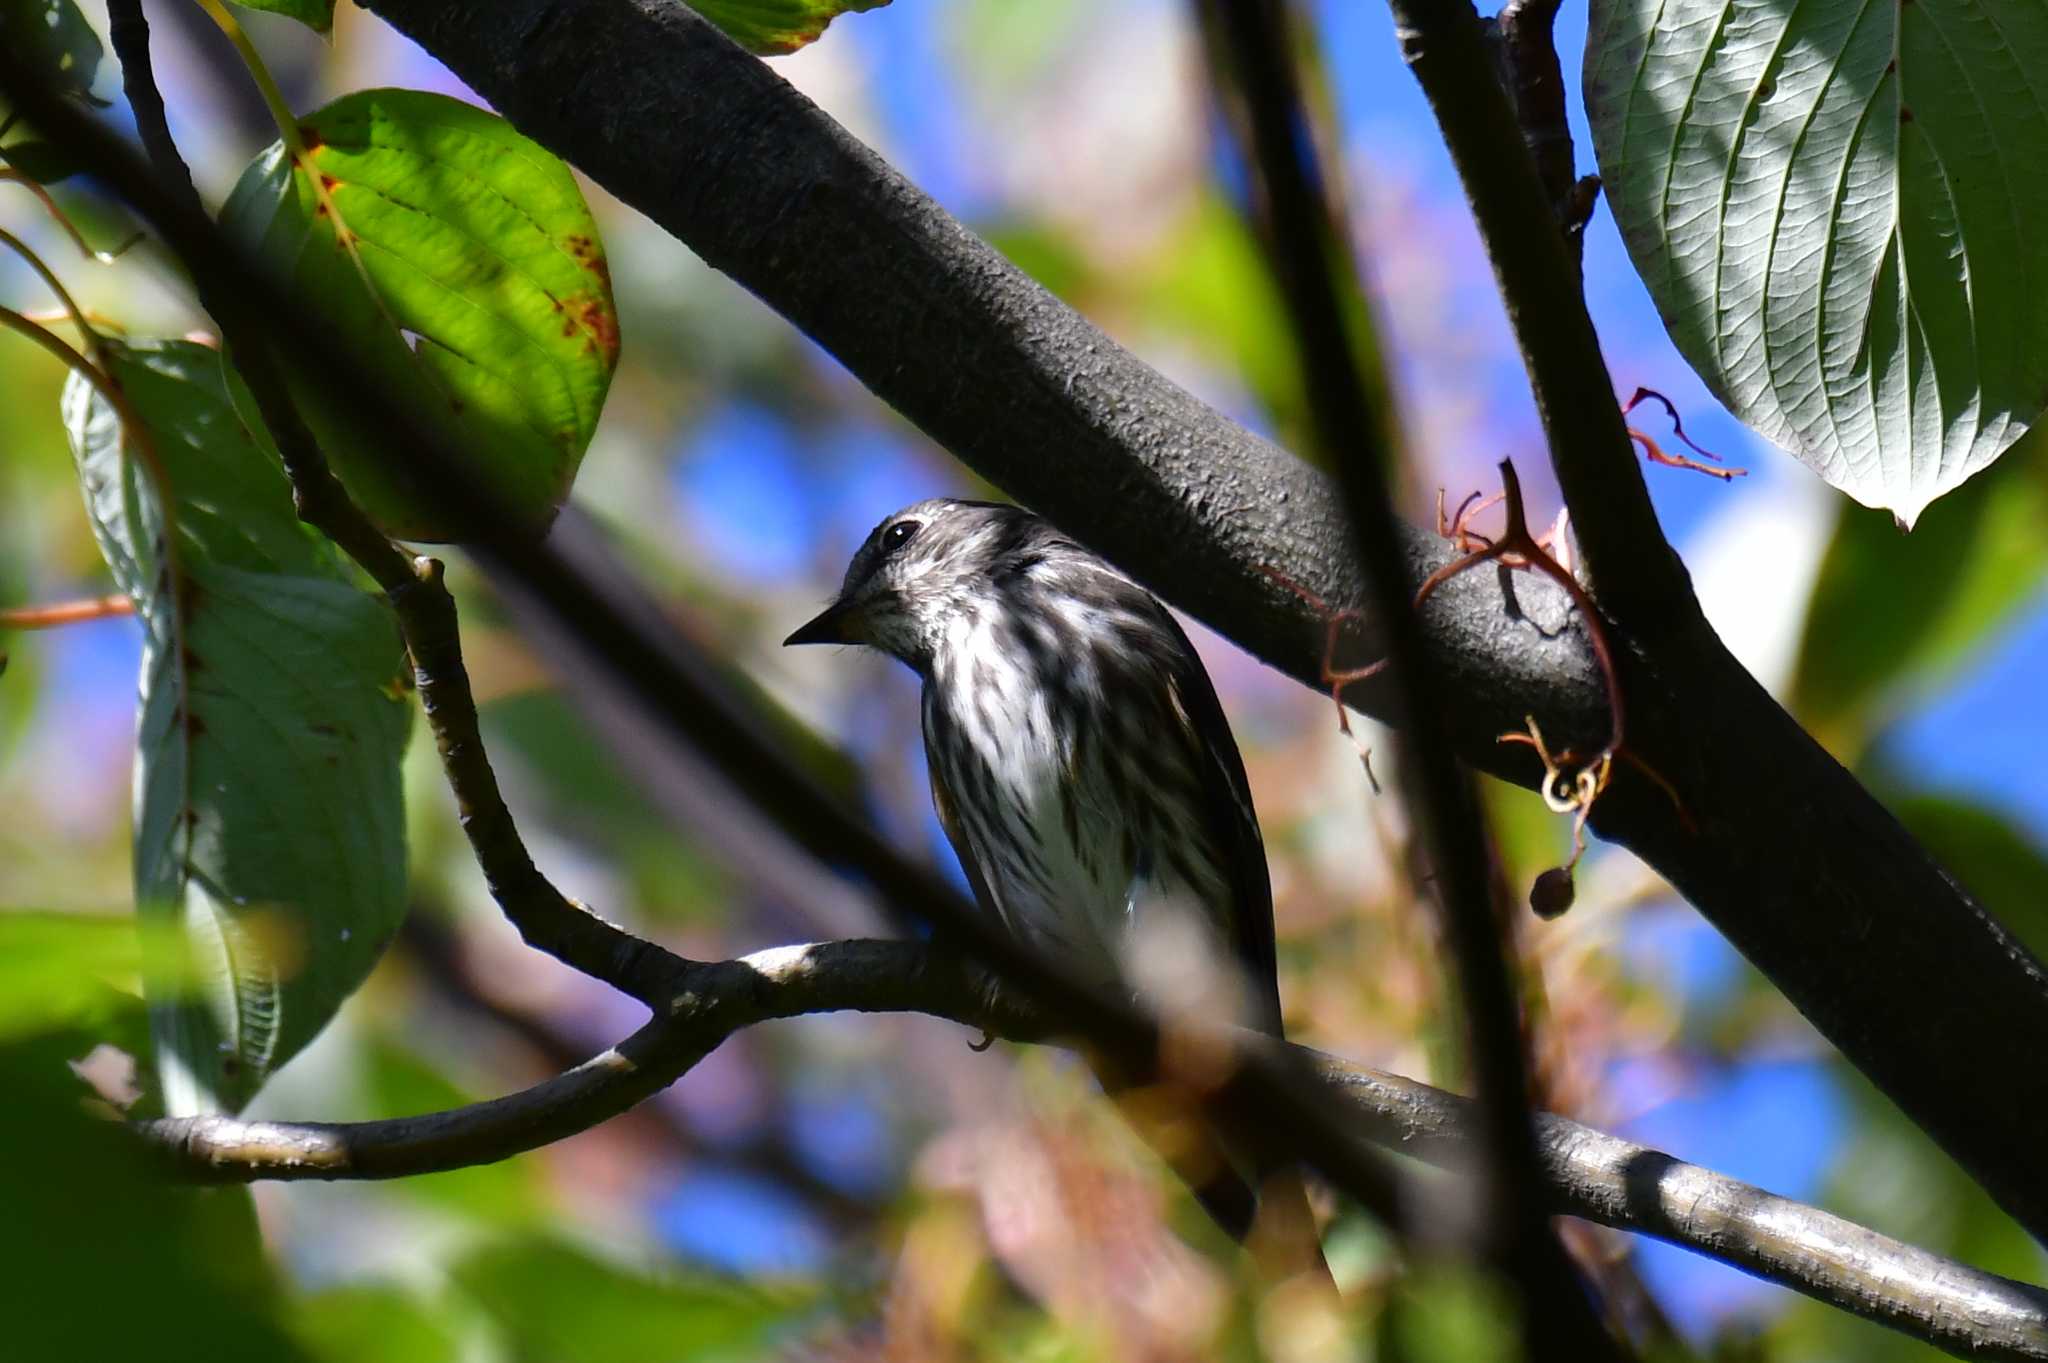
left=1890, top=794, right=2048, bottom=959
left=0, top=910, right=150, bottom=1041
left=453, top=1238, right=807, bottom=1363
left=62, top=339, right=411, bottom=1114
left=0, top=0, right=109, bottom=181
left=230, top=0, right=333, bottom=34
left=687, top=0, right=891, bottom=54
left=219, top=89, right=618, bottom=542
left=1585, top=0, right=2048, bottom=527
left=1790, top=428, right=2048, bottom=751
left=291, top=1285, right=462, bottom=1363
left=0, top=1040, right=315, bottom=1363
left=357, top=1032, right=549, bottom=1225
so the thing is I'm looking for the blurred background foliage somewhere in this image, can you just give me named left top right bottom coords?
left=2, top=1, right=2045, bottom=1359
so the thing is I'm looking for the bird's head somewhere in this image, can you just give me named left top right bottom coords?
left=783, top=498, right=1026, bottom=670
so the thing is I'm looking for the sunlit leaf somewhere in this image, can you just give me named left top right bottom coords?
left=687, top=0, right=891, bottom=55
left=1586, top=0, right=2048, bottom=526
left=230, top=0, right=333, bottom=34
left=1790, top=430, right=2048, bottom=752
left=62, top=339, right=410, bottom=1114
left=220, top=89, right=618, bottom=541
left=454, top=1238, right=808, bottom=1363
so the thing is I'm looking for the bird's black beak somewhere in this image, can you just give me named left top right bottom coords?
left=784, top=599, right=857, bottom=647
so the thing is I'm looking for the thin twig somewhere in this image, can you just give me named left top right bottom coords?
left=1192, top=1, right=1612, bottom=1352
left=0, top=593, right=133, bottom=628
left=103, top=0, right=684, bottom=1005
left=136, top=937, right=2048, bottom=1363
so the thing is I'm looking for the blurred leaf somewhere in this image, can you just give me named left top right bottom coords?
left=686, top=0, right=890, bottom=55
left=0, top=909, right=160, bottom=1039
left=219, top=89, right=617, bottom=541
left=63, top=339, right=411, bottom=1114
left=357, top=1031, right=549, bottom=1224
left=1141, top=196, right=1310, bottom=454
left=0, top=0, right=107, bottom=181
left=230, top=0, right=333, bottom=33
left=290, top=1285, right=461, bottom=1363
left=453, top=1237, right=808, bottom=1363
left=1587, top=0, right=2048, bottom=526
left=483, top=690, right=735, bottom=921
left=1384, top=1261, right=1519, bottom=1363
left=0, top=1036, right=312, bottom=1363
left=1790, top=434, right=2048, bottom=753
left=1889, top=794, right=2048, bottom=959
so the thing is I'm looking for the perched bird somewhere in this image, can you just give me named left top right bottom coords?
left=786, top=498, right=1318, bottom=1257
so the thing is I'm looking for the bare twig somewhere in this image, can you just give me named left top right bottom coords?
left=139, top=938, right=2048, bottom=1363
left=103, top=0, right=684, bottom=1005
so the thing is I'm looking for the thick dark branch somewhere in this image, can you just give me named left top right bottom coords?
left=357, top=0, right=1611, bottom=772
left=106, top=2, right=683, bottom=1004
left=140, top=939, right=2048, bottom=1363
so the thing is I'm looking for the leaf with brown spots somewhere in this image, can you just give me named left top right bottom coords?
left=62, top=340, right=410, bottom=1114
left=687, top=0, right=893, bottom=54
left=220, top=89, right=619, bottom=541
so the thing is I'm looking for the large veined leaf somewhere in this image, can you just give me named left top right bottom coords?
left=1586, top=0, right=2048, bottom=526
left=220, top=89, right=618, bottom=542
left=688, top=0, right=891, bottom=54
left=63, top=340, right=410, bottom=1114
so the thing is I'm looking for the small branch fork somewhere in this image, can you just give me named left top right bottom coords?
left=133, top=937, right=2048, bottom=1363
left=1624, top=387, right=1746, bottom=481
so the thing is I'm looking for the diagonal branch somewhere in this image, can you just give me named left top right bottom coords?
left=138, top=937, right=2048, bottom=1363
left=104, top=0, right=683, bottom=1005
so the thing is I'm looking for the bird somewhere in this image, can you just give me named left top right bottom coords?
left=785, top=497, right=1322, bottom=1266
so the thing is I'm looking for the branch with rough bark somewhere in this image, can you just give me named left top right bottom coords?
left=138, top=937, right=2048, bottom=1363
left=346, top=0, right=2048, bottom=1247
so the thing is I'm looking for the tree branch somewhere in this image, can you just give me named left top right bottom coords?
left=105, top=0, right=684, bottom=1005
left=139, top=938, right=2048, bottom=1363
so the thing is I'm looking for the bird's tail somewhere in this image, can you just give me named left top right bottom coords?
left=1094, top=1060, right=1336, bottom=1291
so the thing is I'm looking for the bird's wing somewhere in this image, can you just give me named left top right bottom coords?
left=1149, top=605, right=1284, bottom=1036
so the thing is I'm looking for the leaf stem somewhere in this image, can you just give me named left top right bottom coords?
left=0, top=594, right=134, bottom=629
left=188, top=0, right=306, bottom=157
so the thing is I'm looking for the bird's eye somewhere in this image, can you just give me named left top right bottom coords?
left=882, top=520, right=922, bottom=553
